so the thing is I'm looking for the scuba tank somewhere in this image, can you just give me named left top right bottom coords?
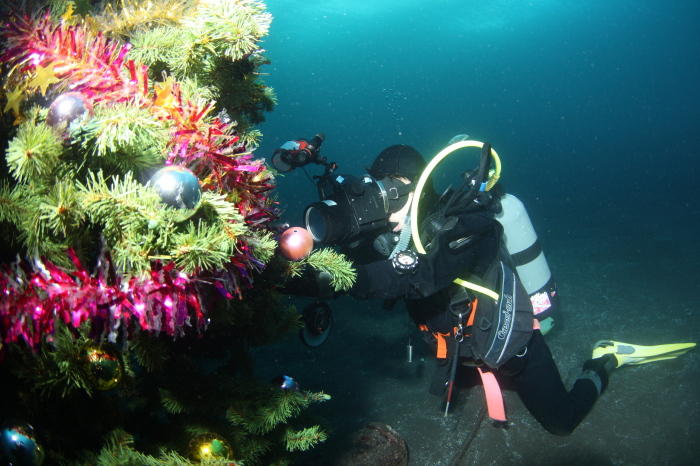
left=495, top=194, right=558, bottom=332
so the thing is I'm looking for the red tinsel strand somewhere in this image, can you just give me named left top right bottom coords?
left=0, top=11, right=146, bottom=106
left=0, top=253, right=207, bottom=351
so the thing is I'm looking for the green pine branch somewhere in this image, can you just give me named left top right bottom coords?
left=124, top=0, right=276, bottom=131
left=198, top=193, right=244, bottom=231
left=39, top=178, right=87, bottom=237
left=183, top=0, right=271, bottom=63
left=10, top=321, right=96, bottom=397
left=130, top=334, right=171, bottom=372
left=284, top=425, right=328, bottom=452
left=227, top=388, right=328, bottom=436
left=76, top=101, right=172, bottom=173
left=207, top=55, right=276, bottom=129
left=288, top=248, right=357, bottom=292
left=177, top=75, right=217, bottom=106
left=78, top=169, right=160, bottom=238
left=160, top=388, right=189, bottom=414
left=126, top=26, right=180, bottom=67
left=72, top=428, right=221, bottom=466
left=0, top=180, right=28, bottom=225
left=4, top=177, right=88, bottom=267
left=245, top=230, right=278, bottom=264
left=168, top=221, right=233, bottom=274
left=5, top=112, right=63, bottom=183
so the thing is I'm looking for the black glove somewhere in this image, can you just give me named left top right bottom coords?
left=278, top=266, right=334, bottom=300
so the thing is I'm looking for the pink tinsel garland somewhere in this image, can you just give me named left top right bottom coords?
left=0, top=250, right=206, bottom=349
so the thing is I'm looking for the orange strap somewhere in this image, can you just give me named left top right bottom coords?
left=477, top=367, right=506, bottom=422
left=418, top=324, right=452, bottom=359
left=436, top=332, right=451, bottom=359
left=419, top=299, right=480, bottom=360
left=466, top=298, right=478, bottom=326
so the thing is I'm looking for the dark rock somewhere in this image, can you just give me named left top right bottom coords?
left=333, top=422, right=408, bottom=466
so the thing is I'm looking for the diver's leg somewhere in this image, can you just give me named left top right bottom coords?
left=508, top=331, right=603, bottom=436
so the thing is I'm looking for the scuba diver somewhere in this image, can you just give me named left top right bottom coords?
left=274, top=136, right=696, bottom=435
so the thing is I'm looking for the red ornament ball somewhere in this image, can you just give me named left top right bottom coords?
left=279, top=227, right=314, bottom=261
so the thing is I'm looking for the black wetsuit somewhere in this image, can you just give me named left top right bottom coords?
left=347, top=205, right=600, bottom=436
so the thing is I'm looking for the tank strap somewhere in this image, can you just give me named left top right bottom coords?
left=510, top=238, right=542, bottom=267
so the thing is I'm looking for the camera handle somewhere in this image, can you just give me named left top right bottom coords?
left=311, top=160, right=337, bottom=200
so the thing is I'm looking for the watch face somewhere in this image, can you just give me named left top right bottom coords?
left=393, top=250, right=418, bottom=275
left=398, top=253, right=415, bottom=266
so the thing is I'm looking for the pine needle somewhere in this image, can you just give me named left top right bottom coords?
left=12, top=321, right=96, bottom=397
left=6, top=117, right=63, bottom=183
left=130, top=335, right=170, bottom=372
left=90, top=0, right=195, bottom=38
left=183, top=0, right=272, bottom=61
left=159, top=388, right=189, bottom=414
left=0, top=180, right=30, bottom=225
left=38, top=178, right=86, bottom=237
left=303, top=248, right=357, bottom=291
left=78, top=102, right=171, bottom=173
left=123, top=26, right=179, bottom=66
left=245, top=230, right=277, bottom=263
left=169, top=221, right=234, bottom=274
left=284, top=426, right=328, bottom=452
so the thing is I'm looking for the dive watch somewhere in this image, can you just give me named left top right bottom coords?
left=392, top=249, right=419, bottom=276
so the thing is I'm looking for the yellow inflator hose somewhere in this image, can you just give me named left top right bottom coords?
left=410, top=141, right=501, bottom=255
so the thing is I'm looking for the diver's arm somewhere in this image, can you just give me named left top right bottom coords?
left=348, top=212, right=501, bottom=300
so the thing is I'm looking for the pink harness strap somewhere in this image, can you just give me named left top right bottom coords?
left=477, top=367, right=506, bottom=422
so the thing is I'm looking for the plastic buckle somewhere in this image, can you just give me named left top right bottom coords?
left=449, top=293, right=471, bottom=317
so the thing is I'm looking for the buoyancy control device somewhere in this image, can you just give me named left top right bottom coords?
left=410, top=139, right=559, bottom=333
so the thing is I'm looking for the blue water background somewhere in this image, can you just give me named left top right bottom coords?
left=254, top=2, right=700, bottom=462
left=258, top=0, right=699, bottom=226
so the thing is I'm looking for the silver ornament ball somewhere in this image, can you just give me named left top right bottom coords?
left=46, top=92, right=93, bottom=129
left=148, top=166, right=202, bottom=210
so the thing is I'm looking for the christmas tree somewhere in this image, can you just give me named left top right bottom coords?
left=0, top=1, right=353, bottom=464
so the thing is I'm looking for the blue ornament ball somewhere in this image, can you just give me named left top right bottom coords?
left=272, top=375, right=300, bottom=391
left=148, top=166, right=202, bottom=210
left=0, top=424, right=45, bottom=466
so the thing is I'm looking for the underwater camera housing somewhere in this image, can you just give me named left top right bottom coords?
left=303, top=173, right=392, bottom=245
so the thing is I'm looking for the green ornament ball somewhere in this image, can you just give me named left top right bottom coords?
left=189, top=432, right=234, bottom=461
left=79, top=342, right=124, bottom=391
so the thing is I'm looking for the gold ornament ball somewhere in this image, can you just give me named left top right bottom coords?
left=80, top=342, right=124, bottom=391
left=189, top=433, right=234, bottom=461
